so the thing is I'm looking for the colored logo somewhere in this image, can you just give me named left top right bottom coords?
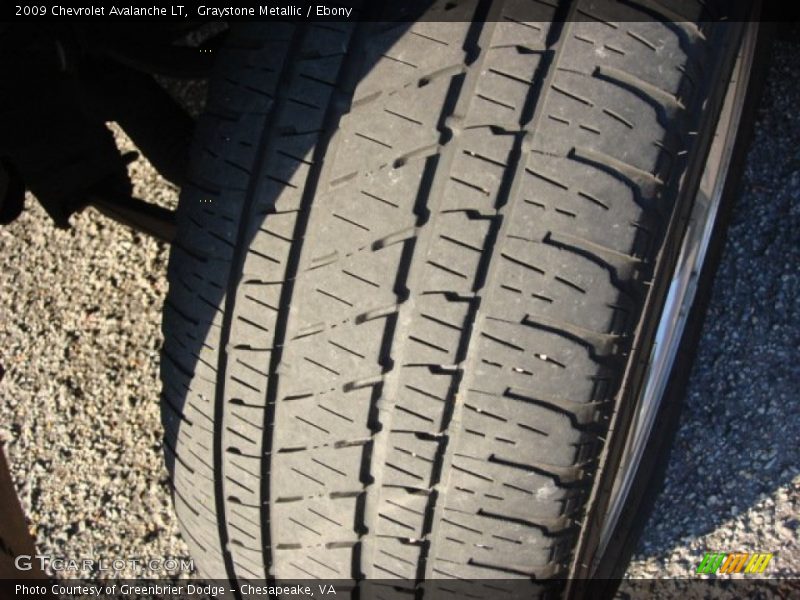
left=696, top=552, right=774, bottom=574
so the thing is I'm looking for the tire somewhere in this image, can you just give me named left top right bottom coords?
left=160, top=2, right=756, bottom=593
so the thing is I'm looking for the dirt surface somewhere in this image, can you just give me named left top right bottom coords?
left=0, top=40, right=797, bottom=584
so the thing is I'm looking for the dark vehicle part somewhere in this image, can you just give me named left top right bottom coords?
left=88, top=193, right=176, bottom=243
left=0, top=26, right=131, bottom=227
left=159, top=0, right=760, bottom=594
left=0, top=24, right=199, bottom=232
left=0, top=442, right=47, bottom=580
left=77, top=58, right=195, bottom=187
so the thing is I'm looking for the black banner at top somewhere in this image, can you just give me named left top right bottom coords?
left=3, top=0, right=799, bottom=22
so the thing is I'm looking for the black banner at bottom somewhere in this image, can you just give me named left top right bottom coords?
left=1, top=578, right=798, bottom=600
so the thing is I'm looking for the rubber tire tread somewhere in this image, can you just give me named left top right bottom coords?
left=160, top=1, right=739, bottom=592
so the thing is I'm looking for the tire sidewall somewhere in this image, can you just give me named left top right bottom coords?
left=587, top=22, right=775, bottom=592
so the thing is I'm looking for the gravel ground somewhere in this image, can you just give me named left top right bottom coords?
left=0, top=126, right=187, bottom=579
left=0, top=38, right=797, bottom=585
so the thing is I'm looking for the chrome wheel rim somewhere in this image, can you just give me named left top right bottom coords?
left=595, top=22, right=760, bottom=561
